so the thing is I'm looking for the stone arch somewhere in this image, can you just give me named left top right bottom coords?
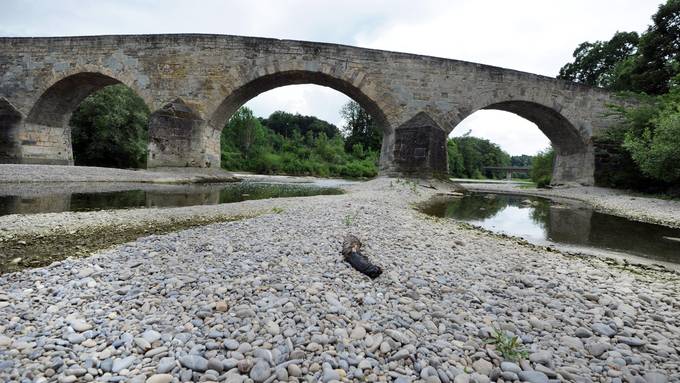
left=455, top=100, right=593, bottom=184
left=208, top=70, right=391, bottom=132
left=0, top=98, right=22, bottom=162
left=27, top=72, right=125, bottom=127
left=22, top=72, right=150, bottom=165
left=206, top=69, right=396, bottom=171
left=480, top=100, right=586, bottom=155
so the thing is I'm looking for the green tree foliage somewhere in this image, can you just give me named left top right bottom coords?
left=446, top=134, right=511, bottom=179
left=447, top=139, right=465, bottom=177
left=558, top=1, right=680, bottom=94
left=69, top=84, right=149, bottom=168
left=510, top=154, right=533, bottom=179
left=618, top=90, right=680, bottom=183
left=558, top=31, right=640, bottom=89
left=530, top=148, right=555, bottom=187
left=559, top=1, right=680, bottom=192
left=220, top=106, right=378, bottom=178
left=633, top=0, right=680, bottom=94
left=511, top=155, right=533, bottom=167
left=259, top=111, right=341, bottom=139
left=340, top=101, right=382, bottom=154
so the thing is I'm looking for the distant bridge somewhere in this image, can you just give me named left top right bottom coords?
left=483, top=166, right=531, bottom=180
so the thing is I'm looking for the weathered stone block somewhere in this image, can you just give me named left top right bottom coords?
left=147, top=99, right=207, bottom=168
left=393, top=112, right=447, bottom=176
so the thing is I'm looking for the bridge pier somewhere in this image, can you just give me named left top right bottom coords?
left=147, top=99, right=220, bottom=169
left=388, top=112, right=448, bottom=177
left=552, top=145, right=594, bottom=185
left=0, top=99, right=24, bottom=163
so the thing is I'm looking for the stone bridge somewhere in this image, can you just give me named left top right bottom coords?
left=0, top=34, right=622, bottom=184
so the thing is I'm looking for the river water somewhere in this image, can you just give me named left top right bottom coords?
left=420, top=192, right=680, bottom=267
left=0, top=181, right=345, bottom=216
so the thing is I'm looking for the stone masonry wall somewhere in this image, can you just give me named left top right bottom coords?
left=0, top=34, right=624, bottom=183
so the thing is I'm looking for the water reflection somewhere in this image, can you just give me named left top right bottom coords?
left=0, top=182, right=344, bottom=216
left=421, top=193, right=680, bottom=264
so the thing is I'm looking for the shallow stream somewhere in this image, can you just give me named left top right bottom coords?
left=420, top=192, right=680, bottom=268
left=0, top=181, right=345, bottom=216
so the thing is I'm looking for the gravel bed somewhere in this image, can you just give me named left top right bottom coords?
left=0, top=179, right=679, bottom=383
left=461, top=183, right=680, bottom=229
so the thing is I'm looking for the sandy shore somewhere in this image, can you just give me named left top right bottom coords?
left=0, top=178, right=678, bottom=382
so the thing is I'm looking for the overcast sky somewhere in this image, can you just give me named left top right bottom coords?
left=1, top=0, right=661, bottom=155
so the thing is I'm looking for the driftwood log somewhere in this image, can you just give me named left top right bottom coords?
left=342, top=235, right=382, bottom=279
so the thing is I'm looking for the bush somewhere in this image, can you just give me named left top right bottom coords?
left=622, top=91, right=680, bottom=183
left=536, top=176, right=552, bottom=188
left=531, top=148, right=554, bottom=185
left=70, top=84, right=149, bottom=168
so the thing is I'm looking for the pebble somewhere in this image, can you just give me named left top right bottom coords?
left=500, top=362, right=521, bottom=374
left=249, top=360, right=271, bottom=382
left=69, top=319, right=92, bottom=332
left=146, top=374, right=173, bottom=383
left=157, top=357, right=175, bottom=374
left=592, top=323, right=617, bottom=337
left=472, top=359, right=493, bottom=375
left=112, top=356, right=136, bottom=373
left=350, top=325, right=367, bottom=340
left=517, top=371, right=549, bottom=383
left=179, top=355, right=208, bottom=372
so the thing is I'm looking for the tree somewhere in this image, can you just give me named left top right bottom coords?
left=447, top=134, right=511, bottom=179
left=260, top=111, right=341, bottom=139
left=558, top=1, right=680, bottom=94
left=340, top=101, right=382, bottom=154
left=621, top=90, right=680, bottom=182
left=558, top=1, right=680, bottom=193
left=222, top=107, right=267, bottom=160
left=511, top=155, right=533, bottom=167
left=447, top=140, right=465, bottom=177
left=70, top=84, right=149, bottom=168
left=530, top=148, right=555, bottom=187
left=630, top=0, right=680, bottom=94
left=557, top=31, right=639, bottom=88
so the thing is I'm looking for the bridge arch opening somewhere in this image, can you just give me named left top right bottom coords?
left=24, top=72, right=150, bottom=167
left=451, top=100, right=589, bottom=184
left=208, top=71, right=391, bottom=175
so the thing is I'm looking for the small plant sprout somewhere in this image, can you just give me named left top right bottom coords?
left=485, top=329, right=528, bottom=362
left=342, top=211, right=360, bottom=227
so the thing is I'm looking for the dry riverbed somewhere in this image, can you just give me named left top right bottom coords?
left=0, top=178, right=679, bottom=383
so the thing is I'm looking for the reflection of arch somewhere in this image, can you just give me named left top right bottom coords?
left=26, top=72, right=124, bottom=127
left=464, top=100, right=586, bottom=155
left=0, top=98, right=22, bottom=161
left=207, top=70, right=390, bottom=133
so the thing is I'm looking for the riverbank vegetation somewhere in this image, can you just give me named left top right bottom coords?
left=70, top=84, right=149, bottom=169
left=220, top=102, right=380, bottom=178
left=558, top=0, right=680, bottom=194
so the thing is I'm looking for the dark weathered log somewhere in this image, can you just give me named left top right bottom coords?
left=342, top=235, right=382, bottom=279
